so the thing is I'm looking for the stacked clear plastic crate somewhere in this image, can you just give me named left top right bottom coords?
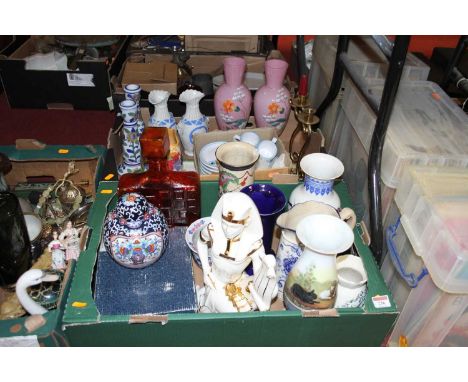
left=334, top=77, right=468, bottom=230
left=308, top=36, right=430, bottom=152
left=382, top=166, right=468, bottom=346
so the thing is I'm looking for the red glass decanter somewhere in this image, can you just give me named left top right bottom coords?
left=118, top=128, right=201, bottom=226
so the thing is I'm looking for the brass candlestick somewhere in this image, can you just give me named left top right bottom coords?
left=289, top=98, right=320, bottom=176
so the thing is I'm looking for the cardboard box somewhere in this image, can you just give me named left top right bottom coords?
left=61, top=180, right=398, bottom=346
left=193, top=126, right=292, bottom=181
left=121, top=61, right=178, bottom=95
left=184, top=35, right=261, bottom=54
left=0, top=140, right=106, bottom=197
left=0, top=142, right=105, bottom=345
left=112, top=50, right=291, bottom=111
left=0, top=36, right=129, bottom=110
left=108, top=108, right=296, bottom=182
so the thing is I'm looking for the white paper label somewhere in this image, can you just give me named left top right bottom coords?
left=372, top=295, right=391, bottom=309
left=66, top=73, right=95, bottom=87
left=0, top=335, right=40, bottom=347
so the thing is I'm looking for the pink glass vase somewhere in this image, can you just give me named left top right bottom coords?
left=214, top=57, right=252, bottom=130
left=254, top=59, right=291, bottom=135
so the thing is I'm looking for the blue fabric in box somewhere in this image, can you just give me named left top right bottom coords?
left=94, top=226, right=197, bottom=315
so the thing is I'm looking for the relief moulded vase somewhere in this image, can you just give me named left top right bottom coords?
left=214, top=57, right=252, bottom=130
left=254, top=59, right=291, bottom=135
left=177, top=89, right=209, bottom=157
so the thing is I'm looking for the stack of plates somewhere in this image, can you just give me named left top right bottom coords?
left=198, top=141, right=226, bottom=175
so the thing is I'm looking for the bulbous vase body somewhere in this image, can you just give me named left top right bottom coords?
left=283, top=214, right=354, bottom=310
left=254, top=59, right=291, bottom=135
left=103, top=193, right=168, bottom=268
left=214, top=57, right=252, bottom=130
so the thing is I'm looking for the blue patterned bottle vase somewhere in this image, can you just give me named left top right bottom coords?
left=177, top=115, right=209, bottom=157
left=304, top=174, right=334, bottom=196
left=118, top=120, right=144, bottom=176
left=103, top=193, right=169, bottom=269
left=119, top=99, right=138, bottom=123
left=124, top=84, right=141, bottom=105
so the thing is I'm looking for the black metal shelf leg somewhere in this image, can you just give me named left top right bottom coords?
left=368, top=36, right=411, bottom=265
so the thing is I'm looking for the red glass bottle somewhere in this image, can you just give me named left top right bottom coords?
left=118, top=128, right=200, bottom=226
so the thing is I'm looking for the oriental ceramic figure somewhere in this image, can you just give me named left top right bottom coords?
left=196, top=192, right=278, bottom=313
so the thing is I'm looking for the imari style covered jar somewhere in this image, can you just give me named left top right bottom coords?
left=103, top=193, right=168, bottom=269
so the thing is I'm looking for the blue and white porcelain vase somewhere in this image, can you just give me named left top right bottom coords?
left=177, top=89, right=209, bottom=157
left=148, top=90, right=176, bottom=128
left=103, top=193, right=169, bottom=269
left=289, top=153, right=344, bottom=209
left=118, top=99, right=147, bottom=176
left=118, top=120, right=145, bottom=176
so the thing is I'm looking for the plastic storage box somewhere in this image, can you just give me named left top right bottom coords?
left=333, top=106, right=395, bottom=228
left=309, top=35, right=430, bottom=150
left=381, top=166, right=468, bottom=346
left=341, top=80, right=468, bottom=188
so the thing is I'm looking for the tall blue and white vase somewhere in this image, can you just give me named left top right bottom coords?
left=148, top=90, right=176, bottom=128
left=288, top=153, right=344, bottom=209
left=118, top=99, right=144, bottom=176
left=177, top=89, right=209, bottom=157
left=118, top=120, right=145, bottom=176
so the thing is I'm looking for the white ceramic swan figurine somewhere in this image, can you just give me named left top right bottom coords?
left=15, top=269, right=60, bottom=315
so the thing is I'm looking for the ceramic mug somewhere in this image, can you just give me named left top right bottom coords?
left=119, top=99, right=138, bottom=123
left=276, top=229, right=302, bottom=301
left=257, top=138, right=278, bottom=169
left=233, top=132, right=261, bottom=147
left=334, top=254, right=368, bottom=308
left=216, top=142, right=259, bottom=195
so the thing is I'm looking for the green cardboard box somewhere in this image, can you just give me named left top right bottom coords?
left=62, top=180, right=398, bottom=346
left=0, top=143, right=105, bottom=346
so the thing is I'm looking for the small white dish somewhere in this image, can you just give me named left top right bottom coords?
left=213, top=72, right=266, bottom=91
left=199, top=141, right=226, bottom=168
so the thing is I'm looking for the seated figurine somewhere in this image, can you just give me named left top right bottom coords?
left=196, top=192, right=278, bottom=313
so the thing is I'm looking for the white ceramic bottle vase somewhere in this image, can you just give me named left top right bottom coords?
left=148, top=89, right=176, bottom=128
left=289, top=153, right=344, bottom=209
left=284, top=214, right=354, bottom=311
left=177, top=89, right=209, bottom=156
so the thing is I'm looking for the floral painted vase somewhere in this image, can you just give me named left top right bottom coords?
left=118, top=120, right=145, bottom=176
left=177, top=89, right=209, bottom=156
left=254, top=59, right=291, bottom=135
left=148, top=89, right=176, bottom=128
left=214, top=57, right=252, bottom=130
left=103, top=193, right=169, bottom=269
